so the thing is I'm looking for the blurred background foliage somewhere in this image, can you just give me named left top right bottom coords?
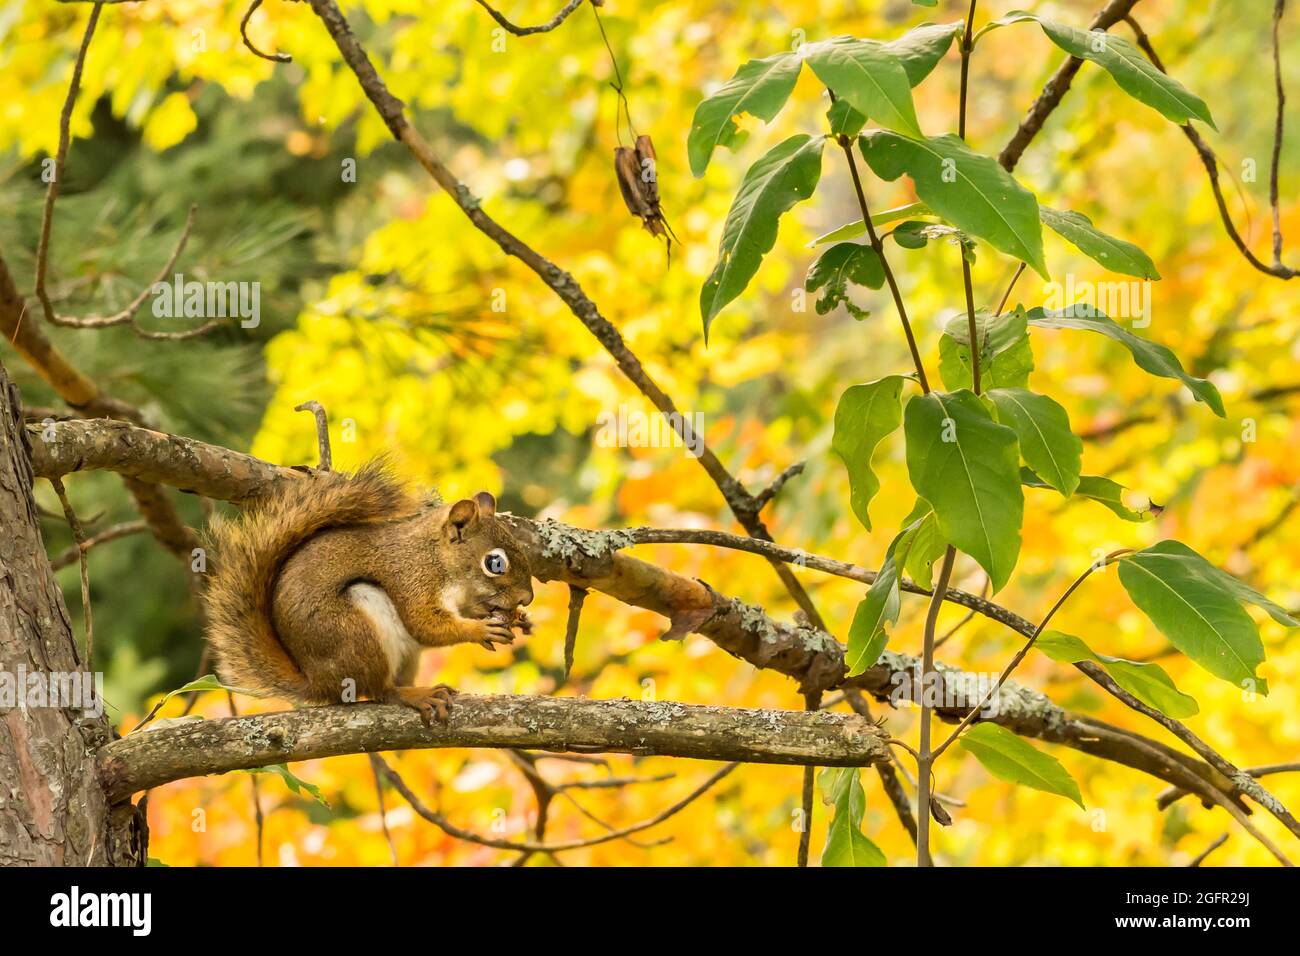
left=1, top=0, right=1297, bottom=865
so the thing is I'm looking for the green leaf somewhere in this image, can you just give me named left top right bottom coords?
left=1021, top=469, right=1154, bottom=521
left=1119, top=543, right=1269, bottom=693
left=884, top=22, right=962, bottom=85
left=1040, top=206, right=1160, bottom=280
left=241, top=764, right=331, bottom=807
left=990, top=13, right=1215, bottom=128
left=846, top=515, right=927, bottom=674
left=1025, top=307, right=1225, bottom=416
left=809, top=202, right=931, bottom=246
left=134, top=675, right=258, bottom=732
left=831, top=375, right=905, bottom=531
left=688, top=52, right=803, bottom=177
left=904, top=390, right=1023, bottom=592
left=960, top=722, right=1084, bottom=808
left=818, top=768, right=886, bottom=866
left=901, top=507, right=947, bottom=587
left=806, top=242, right=884, bottom=317
left=1136, top=540, right=1299, bottom=628
left=891, top=220, right=976, bottom=261
left=938, top=308, right=1034, bottom=391
left=700, top=134, right=826, bottom=337
left=803, top=37, right=923, bottom=138
left=858, top=131, right=1048, bottom=278
left=826, top=98, right=866, bottom=138
left=1035, top=630, right=1199, bottom=718
left=986, top=388, right=1081, bottom=496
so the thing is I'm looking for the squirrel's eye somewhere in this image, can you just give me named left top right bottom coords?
left=483, top=549, right=508, bottom=576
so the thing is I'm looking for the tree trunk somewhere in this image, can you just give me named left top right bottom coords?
left=0, top=359, right=143, bottom=866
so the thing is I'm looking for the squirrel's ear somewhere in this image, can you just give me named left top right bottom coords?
left=448, top=498, right=479, bottom=542
left=474, top=491, right=497, bottom=516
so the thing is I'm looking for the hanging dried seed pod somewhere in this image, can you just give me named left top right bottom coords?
left=614, top=134, right=676, bottom=248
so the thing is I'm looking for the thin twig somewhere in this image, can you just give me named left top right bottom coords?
left=241, top=0, right=292, bottom=63
left=562, top=584, right=588, bottom=681
left=294, top=401, right=332, bottom=471
left=473, top=0, right=587, bottom=37
left=373, top=753, right=737, bottom=854
left=225, top=691, right=265, bottom=867
left=368, top=754, right=400, bottom=865
left=49, top=519, right=147, bottom=571
left=752, top=460, right=806, bottom=512
left=1125, top=14, right=1296, bottom=279
left=33, top=7, right=213, bottom=333
left=49, top=477, right=92, bottom=671
left=1269, top=0, right=1287, bottom=266
left=1158, top=762, right=1300, bottom=810
left=1186, top=833, right=1228, bottom=867
left=797, top=689, right=821, bottom=867
left=931, top=550, right=1131, bottom=761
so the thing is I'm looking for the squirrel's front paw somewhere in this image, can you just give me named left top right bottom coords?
left=477, top=616, right=517, bottom=650
left=388, top=684, right=458, bottom=726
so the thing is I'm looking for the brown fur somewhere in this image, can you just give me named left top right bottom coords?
left=203, top=462, right=533, bottom=716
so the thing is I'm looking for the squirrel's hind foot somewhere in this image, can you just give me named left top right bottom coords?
left=386, top=684, right=458, bottom=726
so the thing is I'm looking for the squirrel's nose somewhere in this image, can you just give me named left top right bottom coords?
left=491, top=584, right=532, bottom=610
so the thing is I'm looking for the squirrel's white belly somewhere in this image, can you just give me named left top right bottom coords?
left=345, top=582, right=421, bottom=677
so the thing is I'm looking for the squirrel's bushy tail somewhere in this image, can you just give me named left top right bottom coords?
left=203, top=461, right=422, bottom=701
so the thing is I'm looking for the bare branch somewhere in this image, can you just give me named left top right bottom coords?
left=303, top=0, right=829, bottom=632
left=473, top=0, right=587, bottom=37
left=1125, top=14, right=1296, bottom=279
left=998, top=0, right=1145, bottom=171
left=32, top=5, right=211, bottom=334
left=97, top=695, right=890, bottom=802
left=49, top=520, right=148, bottom=570
left=294, top=400, right=332, bottom=471
left=562, top=584, right=587, bottom=680
left=752, top=460, right=806, bottom=512
left=48, top=476, right=93, bottom=670
left=1187, top=834, right=1229, bottom=867
left=1269, top=0, right=1287, bottom=265
left=241, top=0, right=292, bottom=63
left=375, top=751, right=733, bottom=854
left=30, top=418, right=1267, bottom=833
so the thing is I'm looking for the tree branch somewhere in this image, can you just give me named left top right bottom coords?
left=96, top=695, right=890, bottom=803
left=1123, top=13, right=1296, bottom=279
left=472, top=0, right=588, bottom=37
left=1, top=254, right=199, bottom=559
left=998, top=0, right=1145, bottom=171
left=28, top=417, right=1265, bottom=834
left=302, top=0, right=828, bottom=632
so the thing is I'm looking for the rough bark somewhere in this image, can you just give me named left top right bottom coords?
left=0, top=361, right=142, bottom=865
left=97, top=694, right=890, bottom=802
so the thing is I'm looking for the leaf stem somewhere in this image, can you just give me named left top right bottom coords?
left=995, top=262, right=1026, bottom=316
left=916, top=544, right=957, bottom=867
left=958, top=0, right=978, bottom=141
left=958, top=0, right=982, bottom=396
left=961, top=259, right=980, bottom=394
left=837, top=132, right=931, bottom=393
left=930, top=548, right=1133, bottom=761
